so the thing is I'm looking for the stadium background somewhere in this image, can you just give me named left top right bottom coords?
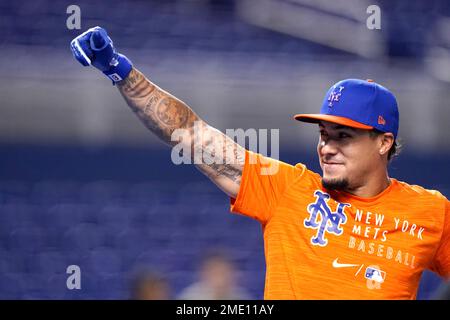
left=0, top=0, right=449, bottom=299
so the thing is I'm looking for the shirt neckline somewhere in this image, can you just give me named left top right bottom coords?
left=330, top=178, right=397, bottom=203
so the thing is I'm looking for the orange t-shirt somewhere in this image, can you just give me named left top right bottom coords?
left=230, top=151, right=450, bottom=299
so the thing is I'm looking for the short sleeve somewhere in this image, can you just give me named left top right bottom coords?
left=431, top=199, right=450, bottom=279
left=230, top=150, right=307, bottom=224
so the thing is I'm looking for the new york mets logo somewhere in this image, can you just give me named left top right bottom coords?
left=328, top=85, right=345, bottom=107
left=303, top=190, right=350, bottom=246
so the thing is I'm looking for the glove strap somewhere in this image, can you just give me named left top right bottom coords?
left=103, top=54, right=133, bottom=84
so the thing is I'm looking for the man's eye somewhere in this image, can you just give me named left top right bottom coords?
left=339, top=133, right=350, bottom=138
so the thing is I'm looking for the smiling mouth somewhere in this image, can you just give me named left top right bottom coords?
left=322, top=162, right=344, bottom=171
left=323, top=162, right=343, bottom=165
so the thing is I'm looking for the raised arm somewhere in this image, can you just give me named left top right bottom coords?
left=116, top=67, right=245, bottom=197
left=70, top=27, right=245, bottom=197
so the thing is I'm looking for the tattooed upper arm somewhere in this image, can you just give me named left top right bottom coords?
left=117, top=67, right=245, bottom=198
left=194, top=125, right=245, bottom=198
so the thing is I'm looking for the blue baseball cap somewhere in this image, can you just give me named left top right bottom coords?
left=294, top=79, right=399, bottom=138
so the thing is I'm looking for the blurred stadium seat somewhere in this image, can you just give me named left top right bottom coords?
left=0, top=177, right=266, bottom=299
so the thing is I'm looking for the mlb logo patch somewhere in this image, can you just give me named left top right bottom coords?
left=364, top=267, right=386, bottom=283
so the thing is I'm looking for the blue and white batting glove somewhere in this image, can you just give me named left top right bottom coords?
left=70, top=26, right=132, bottom=84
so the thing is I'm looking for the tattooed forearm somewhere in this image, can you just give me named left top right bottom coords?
left=117, top=68, right=198, bottom=144
left=117, top=67, right=244, bottom=197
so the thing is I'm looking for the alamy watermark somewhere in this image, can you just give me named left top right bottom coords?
left=366, top=5, right=381, bottom=30
left=66, top=265, right=81, bottom=290
left=66, top=5, right=81, bottom=30
left=170, top=121, right=280, bottom=175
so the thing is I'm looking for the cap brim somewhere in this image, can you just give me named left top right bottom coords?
left=293, top=114, right=373, bottom=130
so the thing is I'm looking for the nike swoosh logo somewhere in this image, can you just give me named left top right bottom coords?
left=332, top=258, right=360, bottom=268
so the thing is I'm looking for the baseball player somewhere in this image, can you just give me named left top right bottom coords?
left=70, top=27, right=449, bottom=299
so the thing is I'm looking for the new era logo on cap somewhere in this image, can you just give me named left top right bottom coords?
left=294, top=79, right=399, bottom=139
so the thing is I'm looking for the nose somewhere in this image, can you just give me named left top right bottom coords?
left=318, top=138, right=339, bottom=156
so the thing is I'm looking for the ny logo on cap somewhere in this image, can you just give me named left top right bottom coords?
left=328, top=86, right=345, bottom=107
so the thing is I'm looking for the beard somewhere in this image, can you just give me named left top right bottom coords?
left=321, top=177, right=349, bottom=191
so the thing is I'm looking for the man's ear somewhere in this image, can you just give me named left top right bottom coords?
left=379, top=133, right=394, bottom=155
